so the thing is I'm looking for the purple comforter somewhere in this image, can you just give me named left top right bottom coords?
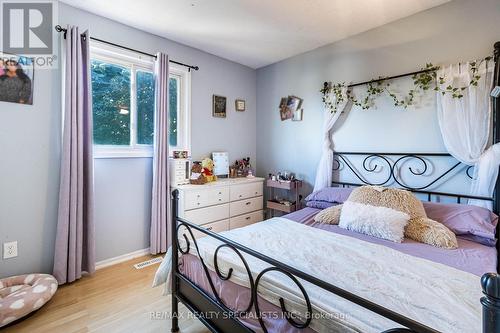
left=287, top=207, right=497, bottom=276
left=178, top=207, right=497, bottom=332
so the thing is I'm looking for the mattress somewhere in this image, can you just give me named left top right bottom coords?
left=173, top=207, right=496, bottom=332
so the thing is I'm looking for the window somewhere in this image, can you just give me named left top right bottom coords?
left=90, top=43, right=191, bottom=158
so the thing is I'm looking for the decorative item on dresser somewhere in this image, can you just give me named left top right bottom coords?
left=169, top=158, right=191, bottom=186
left=172, top=150, right=189, bottom=159
left=266, top=177, right=302, bottom=217
left=172, top=177, right=265, bottom=237
left=212, top=152, right=229, bottom=177
left=229, top=157, right=253, bottom=178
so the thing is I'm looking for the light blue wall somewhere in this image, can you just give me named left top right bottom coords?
left=256, top=0, right=500, bottom=195
left=0, top=3, right=256, bottom=277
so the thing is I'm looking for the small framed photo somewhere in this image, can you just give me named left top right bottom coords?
left=285, top=96, right=302, bottom=115
left=173, top=150, right=189, bottom=159
left=292, top=109, right=303, bottom=121
left=0, top=52, right=35, bottom=105
left=235, top=99, right=245, bottom=111
left=279, top=97, right=289, bottom=121
left=279, top=96, right=302, bottom=121
left=213, top=95, right=227, bottom=118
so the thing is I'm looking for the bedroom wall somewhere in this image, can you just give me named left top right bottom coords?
left=0, top=3, right=256, bottom=277
left=256, top=0, right=500, bottom=196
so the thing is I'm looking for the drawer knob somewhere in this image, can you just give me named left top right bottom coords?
left=197, top=202, right=200, bottom=205
left=245, top=216, right=251, bottom=220
left=218, top=192, right=222, bottom=195
left=239, top=194, right=242, bottom=198
left=255, top=191, right=258, bottom=194
left=245, top=202, right=251, bottom=205
left=197, top=195, right=200, bottom=198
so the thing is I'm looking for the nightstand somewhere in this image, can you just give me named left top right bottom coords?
left=266, top=179, right=302, bottom=217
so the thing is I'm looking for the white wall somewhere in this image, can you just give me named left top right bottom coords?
left=0, top=3, right=256, bottom=277
left=256, top=0, right=500, bottom=195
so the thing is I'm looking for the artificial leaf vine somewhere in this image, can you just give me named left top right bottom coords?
left=321, top=56, right=492, bottom=113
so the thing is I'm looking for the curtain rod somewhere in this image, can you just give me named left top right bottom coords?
left=324, top=45, right=499, bottom=90
left=55, top=25, right=199, bottom=71
left=347, top=68, right=434, bottom=88
left=322, top=68, right=435, bottom=91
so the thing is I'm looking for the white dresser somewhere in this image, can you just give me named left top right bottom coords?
left=173, top=177, right=265, bottom=237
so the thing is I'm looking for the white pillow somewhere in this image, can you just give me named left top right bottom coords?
left=339, top=201, right=410, bottom=243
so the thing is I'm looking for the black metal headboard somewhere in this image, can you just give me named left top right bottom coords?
left=331, top=152, right=495, bottom=208
left=332, top=151, right=499, bottom=274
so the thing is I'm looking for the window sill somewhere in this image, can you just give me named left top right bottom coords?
left=93, top=147, right=153, bottom=159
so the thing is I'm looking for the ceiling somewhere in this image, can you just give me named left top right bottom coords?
left=60, top=0, right=450, bottom=69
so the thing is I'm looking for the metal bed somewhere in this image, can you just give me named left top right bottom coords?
left=169, top=42, right=500, bottom=333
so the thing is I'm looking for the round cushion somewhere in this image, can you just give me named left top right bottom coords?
left=0, top=274, right=58, bottom=327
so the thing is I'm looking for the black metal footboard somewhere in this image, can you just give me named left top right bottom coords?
left=169, top=189, right=500, bottom=333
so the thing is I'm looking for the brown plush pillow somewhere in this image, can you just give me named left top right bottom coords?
left=314, top=186, right=458, bottom=249
left=314, top=204, right=343, bottom=224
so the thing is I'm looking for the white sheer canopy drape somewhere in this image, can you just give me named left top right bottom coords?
left=313, top=87, right=349, bottom=192
left=436, top=59, right=497, bottom=209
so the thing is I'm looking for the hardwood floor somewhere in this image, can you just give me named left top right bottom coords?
left=4, top=256, right=209, bottom=333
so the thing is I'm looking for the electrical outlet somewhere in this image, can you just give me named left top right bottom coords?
left=3, top=241, right=18, bottom=259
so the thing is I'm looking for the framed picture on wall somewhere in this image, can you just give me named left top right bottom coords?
left=285, top=96, right=302, bottom=116
left=279, top=97, right=289, bottom=120
left=0, top=52, right=35, bottom=105
left=279, top=95, right=302, bottom=121
left=235, top=99, right=245, bottom=111
left=292, top=109, right=303, bottom=121
left=213, top=95, right=227, bottom=118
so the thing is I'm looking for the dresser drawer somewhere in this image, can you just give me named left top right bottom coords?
left=230, top=182, right=263, bottom=201
left=190, top=219, right=229, bottom=239
left=185, top=187, right=229, bottom=210
left=184, top=203, right=229, bottom=225
left=230, top=196, right=263, bottom=216
left=230, top=210, right=264, bottom=230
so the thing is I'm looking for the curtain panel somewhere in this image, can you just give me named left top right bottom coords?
left=150, top=53, right=170, bottom=254
left=53, top=26, right=95, bottom=284
left=436, top=59, right=497, bottom=209
left=313, top=86, right=349, bottom=192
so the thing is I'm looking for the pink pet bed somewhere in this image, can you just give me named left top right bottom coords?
left=0, top=274, right=58, bottom=327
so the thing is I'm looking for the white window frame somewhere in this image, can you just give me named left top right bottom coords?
left=169, top=66, right=191, bottom=154
left=90, top=42, right=191, bottom=158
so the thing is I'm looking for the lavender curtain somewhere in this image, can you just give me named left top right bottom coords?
left=150, top=53, right=170, bottom=254
left=53, top=26, right=95, bottom=284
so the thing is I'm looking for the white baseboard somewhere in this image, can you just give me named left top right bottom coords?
left=96, top=248, right=150, bottom=270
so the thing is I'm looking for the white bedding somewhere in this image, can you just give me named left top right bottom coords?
left=154, top=217, right=482, bottom=333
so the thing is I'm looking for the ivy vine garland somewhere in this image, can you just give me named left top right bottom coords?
left=321, top=56, right=492, bottom=113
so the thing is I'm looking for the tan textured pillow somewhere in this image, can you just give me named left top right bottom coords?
left=314, top=204, right=343, bottom=224
left=314, top=186, right=458, bottom=249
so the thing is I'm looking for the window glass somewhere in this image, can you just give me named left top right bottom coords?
left=90, top=46, right=190, bottom=156
left=136, top=70, right=155, bottom=145
left=91, top=60, right=131, bottom=145
left=169, top=76, right=179, bottom=147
